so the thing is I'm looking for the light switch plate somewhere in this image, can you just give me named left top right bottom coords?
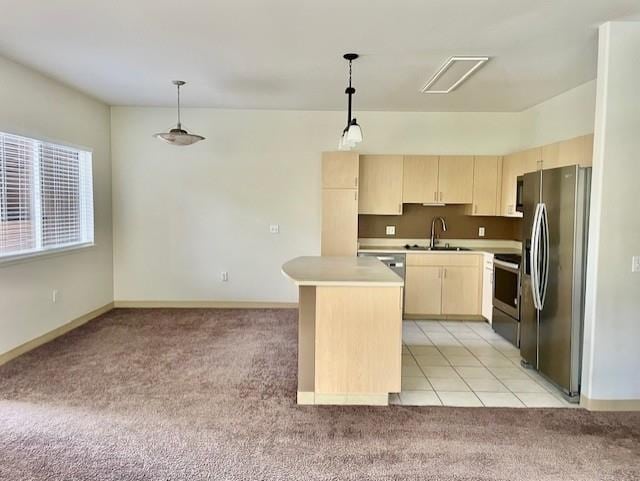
left=478, top=227, right=485, bottom=237
left=633, top=256, right=640, bottom=273
left=269, top=224, right=279, bottom=234
left=386, top=225, right=396, bottom=236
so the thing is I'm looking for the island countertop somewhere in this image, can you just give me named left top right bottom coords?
left=282, top=256, right=404, bottom=287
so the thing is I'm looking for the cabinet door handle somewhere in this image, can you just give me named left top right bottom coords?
left=355, top=191, right=358, bottom=201
left=443, top=268, right=447, bottom=279
left=434, top=191, right=437, bottom=202
left=474, top=204, right=477, bottom=214
left=355, top=176, right=358, bottom=187
left=440, top=192, right=443, bottom=202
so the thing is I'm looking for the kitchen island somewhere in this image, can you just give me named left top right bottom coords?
left=282, top=256, right=404, bottom=405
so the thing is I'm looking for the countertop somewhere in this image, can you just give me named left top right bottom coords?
left=357, top=245, right=522, bottom=256
left=282, top=256, right=404, bottom=287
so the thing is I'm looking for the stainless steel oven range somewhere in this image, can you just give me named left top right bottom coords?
left=492, top=253, right=521, bottom=347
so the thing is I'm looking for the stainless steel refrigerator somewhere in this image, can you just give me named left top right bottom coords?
left=520, top=165, right=591, bottom=401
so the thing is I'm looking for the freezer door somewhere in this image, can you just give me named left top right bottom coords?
left=519, top=170, right=541, bottom=368
left=538, top=166, right=579, bottom=393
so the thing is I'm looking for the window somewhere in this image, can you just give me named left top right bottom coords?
left=0, top=132, right=93, bottom=261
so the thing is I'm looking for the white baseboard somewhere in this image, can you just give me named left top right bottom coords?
left=113, top=300, right=298, bottom=309
left=0, top=302, right=114, bottom=367
left=581, top=395, right=640, bottom=411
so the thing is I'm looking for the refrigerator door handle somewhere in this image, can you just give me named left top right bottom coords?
left=530, top=203, right=543, bottom=310
left=539, top=203, right=550, bottom=310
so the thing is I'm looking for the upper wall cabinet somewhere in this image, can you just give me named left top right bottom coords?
left=467, top=156, right=502, bottom=216
left=541, top=134, right=594, bottom=170
left=359, top=155, right=404, bottom=215
left=500, top=147, right=541, bottom=217
left=437, top=155, right=474, bottom=204
left=402, top=155, right=439, bottom=204
left=322, top=152, right=359, bottom=189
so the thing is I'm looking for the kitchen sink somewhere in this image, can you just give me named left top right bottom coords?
left=404, top=244, right=471, bottom=252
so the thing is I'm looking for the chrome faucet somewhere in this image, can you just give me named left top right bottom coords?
left=430, top=216, right=447, bottom=248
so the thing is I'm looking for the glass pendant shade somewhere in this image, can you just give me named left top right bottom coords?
left=154, top=126, right=205, bottom=146
left=154, top=80, right=205, bottom=146
left=346, top=119, right=363, bottom=144
left=338, top=130, right=356, bottom=150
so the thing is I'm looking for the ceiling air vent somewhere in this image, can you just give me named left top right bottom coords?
left=421, top=56, right=489, bottom=94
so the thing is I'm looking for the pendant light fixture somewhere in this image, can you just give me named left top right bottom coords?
left=338, top=53, right=363, bottom=151
left=153, top=80, right=205, bottom=146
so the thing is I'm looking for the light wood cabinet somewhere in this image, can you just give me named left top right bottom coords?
left=402, top=155, right=439, bottom=203
left=315, top=286, right=402, bottom=395
left=542, top=134, right=594, bottom=169
left=321, top=152, right=359, bottom=256
left=482, top=254, right=494, bottom=323
left=579, top=134, right=594, bottom=167
left=500, top=152, right=521, bottom=217
left=500, top=136, right=594, bottom=217
left=321, top=189, right=358, bottom=256
left=358, top=155, right=404, bottom=215
left=404, top=253, right=482, bottom=317
left=468, top=156, right=501, bottom=216
left=438, top=155, right=474, bottom=204
left=322, top=152, right=359, bottom=189
left=441, top=266, right=481, bottom=315
left=404, top=265, right=442, bottom=315
left=522, top=147, right=542, bottom=173
left=500, top=148, right=539, bottom=217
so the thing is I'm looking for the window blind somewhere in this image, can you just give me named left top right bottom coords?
left=0, top=132, right=93, bottom=260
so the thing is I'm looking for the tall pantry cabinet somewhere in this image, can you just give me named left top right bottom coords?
left=321, top=152, right=359, bottom=256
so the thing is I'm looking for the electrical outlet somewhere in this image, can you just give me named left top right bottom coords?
left=478, top=227, right=485, bottom=237
left=269, top=224, right=279, bottom=234
left=632, top=256, right=640, bottom=273
left=385, top=225, right=396, bottom=236
left=221, top=271, right=229, bottom=282
left=52, top=289, right=58, bottom=303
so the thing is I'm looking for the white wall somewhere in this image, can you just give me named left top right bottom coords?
left=582, top=22, right=640, bottom=402
left=0, top=56, right=113, bottom=355
left=111, top=108, right=523, bottom=302
left=518, top=80, right=596, bottom=148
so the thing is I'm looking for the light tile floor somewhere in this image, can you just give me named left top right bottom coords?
left=393, top=320, right=577, bottom=408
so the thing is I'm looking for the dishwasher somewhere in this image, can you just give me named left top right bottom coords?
left=358, top=251, right=406, bottom=312
left=357, top=252, right=406, bottom=279
left=358, top=252, right=405, bottom=281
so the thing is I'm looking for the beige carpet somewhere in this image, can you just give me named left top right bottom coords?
left=0, top=308, right=638, bottom=481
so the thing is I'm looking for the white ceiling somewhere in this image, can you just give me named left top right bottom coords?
left=1, top=0, right=639, bottom=111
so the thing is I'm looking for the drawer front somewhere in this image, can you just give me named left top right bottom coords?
left=406, top=253, right=482, bottom=267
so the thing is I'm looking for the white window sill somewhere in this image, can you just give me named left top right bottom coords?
left=0, top=242, right=96, bottom=268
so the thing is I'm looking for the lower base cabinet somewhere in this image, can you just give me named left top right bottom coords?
left=441, top=266, right=481, bottom=315
left=405, top=265, right=442, bottom=315
left=404, top=254, right=482, bottom=317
